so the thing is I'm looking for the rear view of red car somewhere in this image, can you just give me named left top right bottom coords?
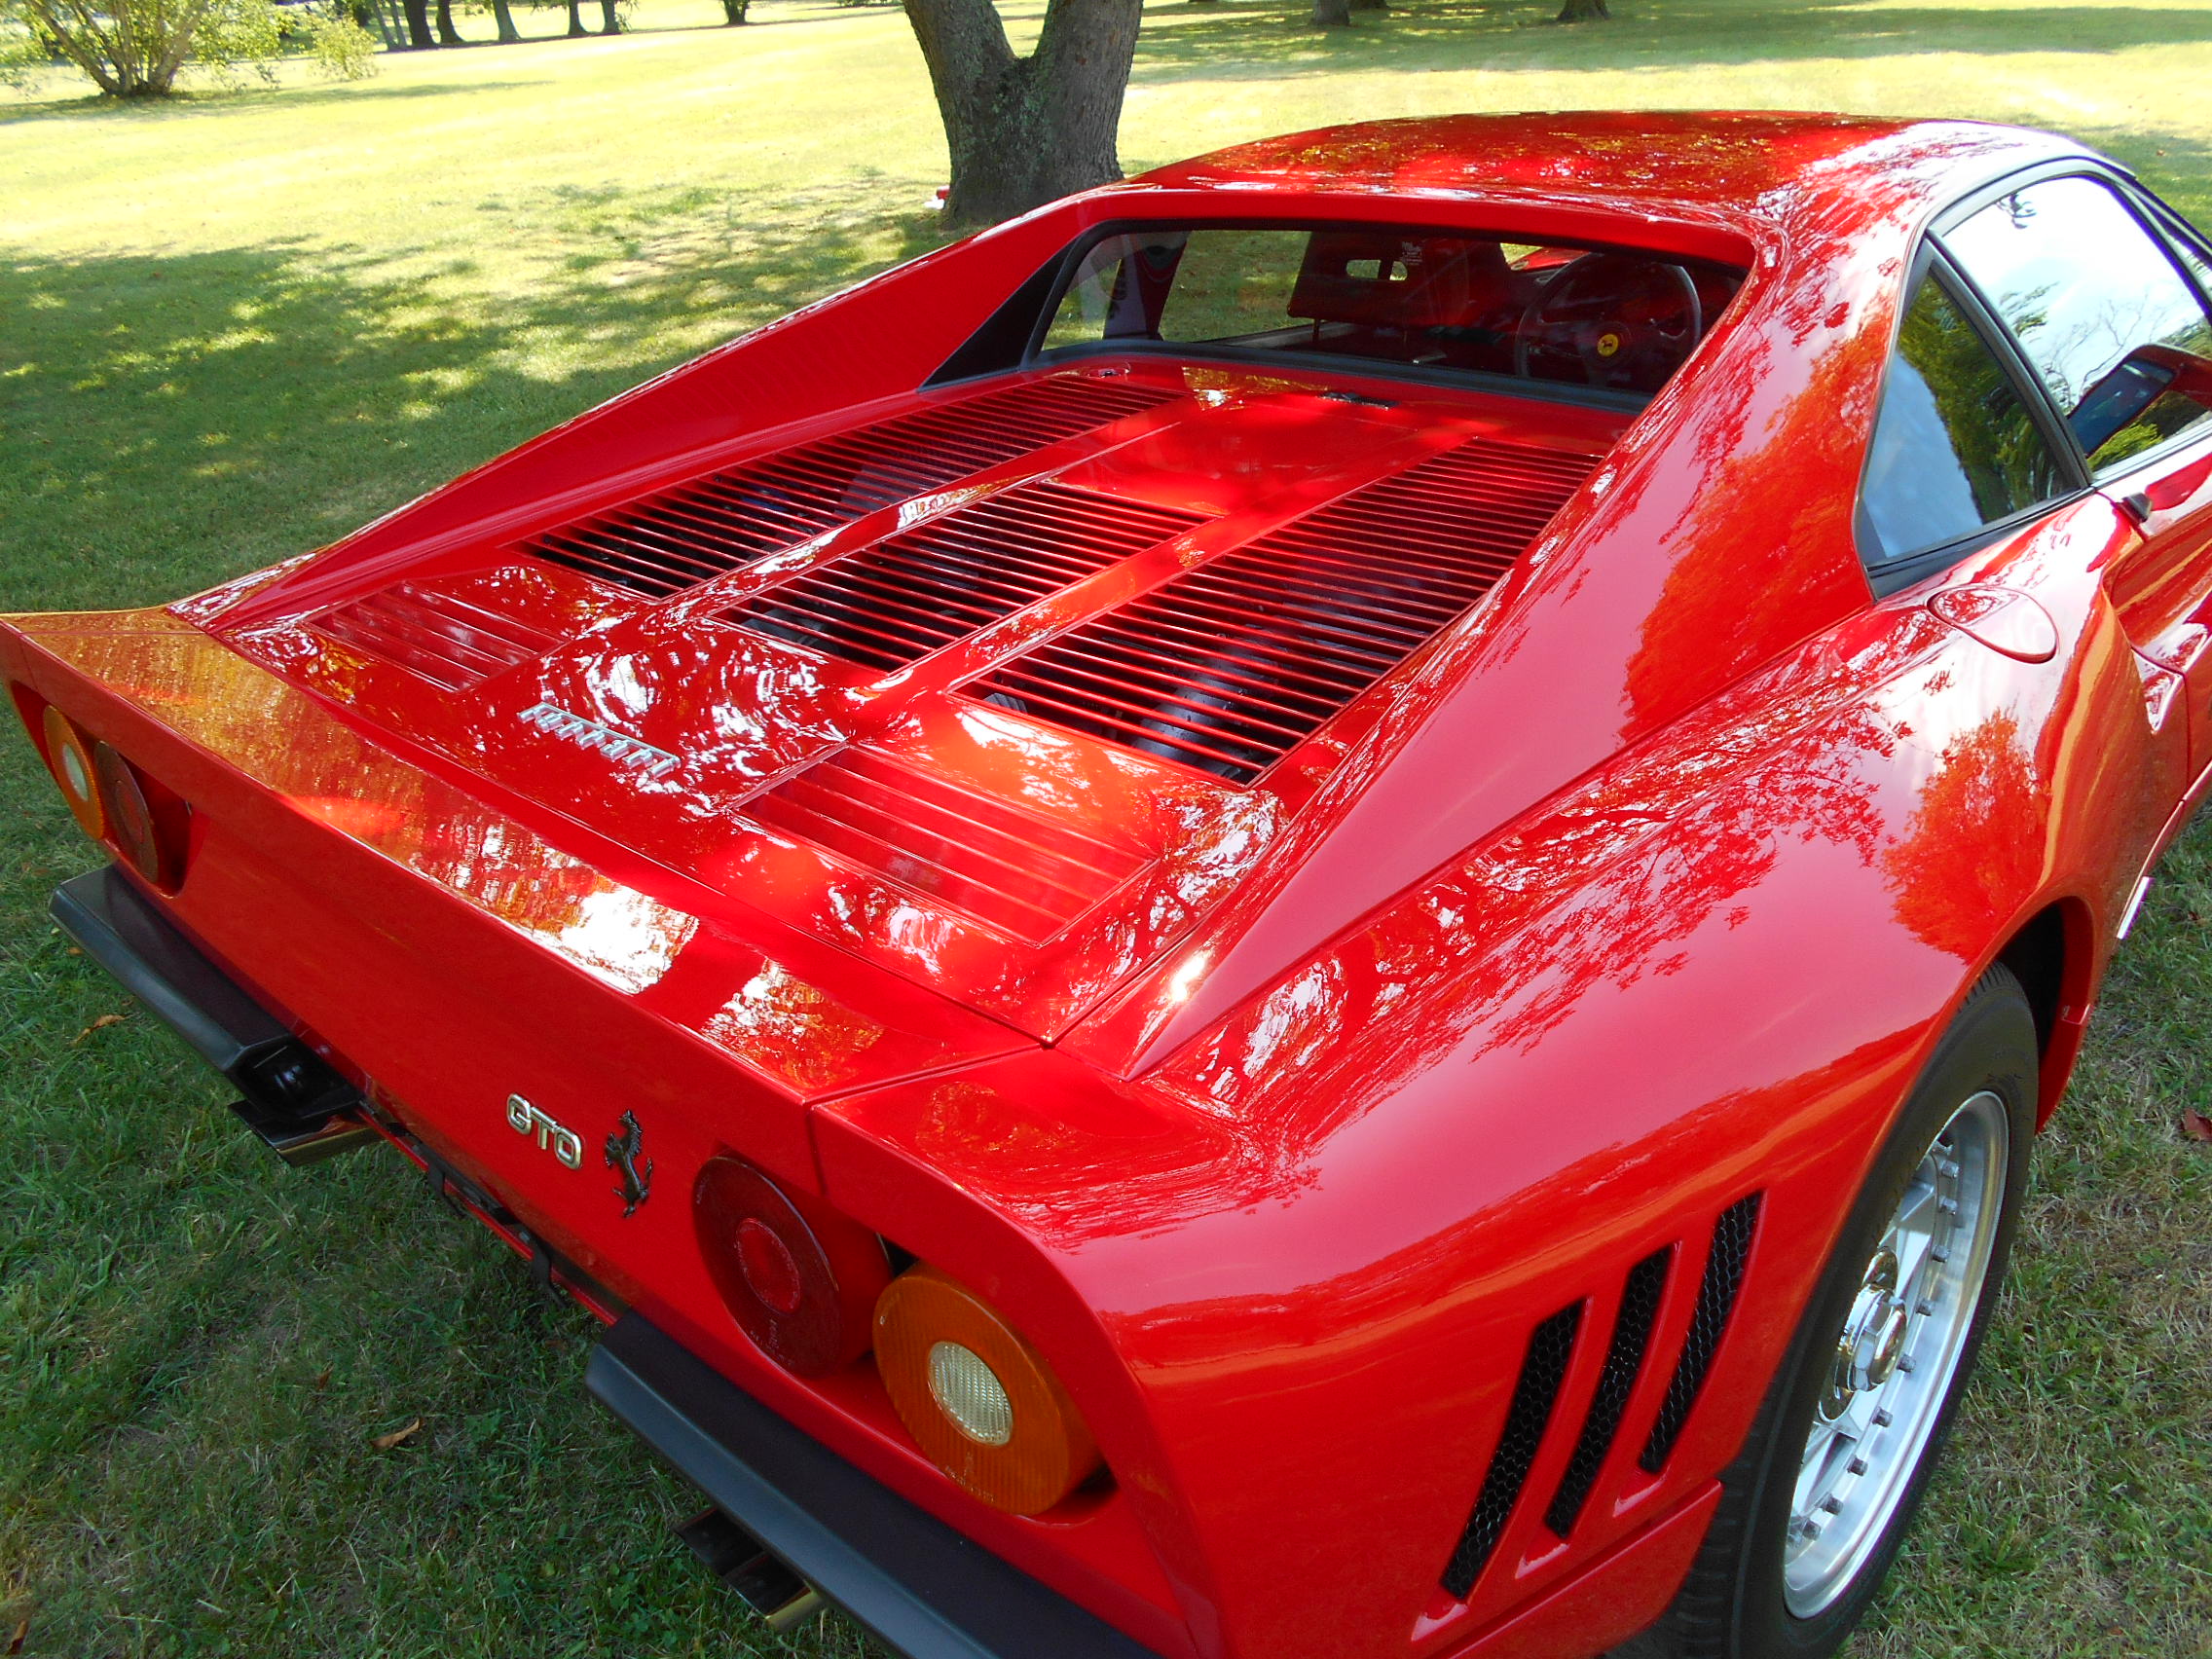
left=12, top=112, right=2212, bottom=1659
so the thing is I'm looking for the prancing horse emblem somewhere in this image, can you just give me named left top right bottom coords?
left=605, top=1110, right=653, bottom=1218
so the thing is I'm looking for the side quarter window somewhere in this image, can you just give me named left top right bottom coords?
left=1943, top=175, right=2212, bottom=472
left=1858, top=266, right=2067, bottom=575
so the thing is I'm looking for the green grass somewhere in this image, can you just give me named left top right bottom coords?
left=2, top=1, right=2209, bottom=1653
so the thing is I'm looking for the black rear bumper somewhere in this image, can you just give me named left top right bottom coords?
left=51, top=865, right=374, bottom=1161
left=587, top=1313, right=1163, bottom=1659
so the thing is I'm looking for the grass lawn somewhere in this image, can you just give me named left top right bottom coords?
left=2, top=1, right=2210, bottom=1653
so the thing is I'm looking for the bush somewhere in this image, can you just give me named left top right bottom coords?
left=300, top=1, right=375, bottom=76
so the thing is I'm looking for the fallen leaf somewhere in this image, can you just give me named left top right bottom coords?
left=7, top=1617, right=26, bottom=1656
left=72, top=1013, right=125, bottom=1043
left=65, top=945, right=83, bottom=956
left=370, top=1418, right=423, bottom=1452
left=311, top=1367, right=331, bottom=1392
left=2181, top=1109, right=2212, bottom=1144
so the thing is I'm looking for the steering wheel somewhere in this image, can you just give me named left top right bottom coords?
left=1513, top=254, right=1704, bottom=393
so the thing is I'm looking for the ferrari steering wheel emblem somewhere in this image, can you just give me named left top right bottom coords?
left=1596, top=331, right=1623, bottom=358
left=605, top=1110, right=654, bottom=1218
left=506, top=1093, right=583, bottom=1170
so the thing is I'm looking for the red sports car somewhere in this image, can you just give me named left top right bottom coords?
left=9, top=111, right=2207, bottom=1659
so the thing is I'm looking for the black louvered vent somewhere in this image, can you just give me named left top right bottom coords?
left=969, top=437, right=1596, bottom=785
left=1640, top=1195, right=1763, bottom=1473
left=723, top=483, right=1204, bottom=672
left=1441, top=1302, right=1585, bottom=1601
left=525, top=376, right=1178, bottom=598
left=1544, top=1247, right=1673, bottom=1537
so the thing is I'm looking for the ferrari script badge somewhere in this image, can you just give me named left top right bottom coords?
left=519, top=701, right=681, bottom=780
left=606, top=1110, right=653, bottom=1218
left=506, top=1093, right=583, bottom=1170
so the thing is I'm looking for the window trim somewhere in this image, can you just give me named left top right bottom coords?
left=1929, top=163, right=2212, bottom=489
left=1853, top=238, right=2092, bottom=597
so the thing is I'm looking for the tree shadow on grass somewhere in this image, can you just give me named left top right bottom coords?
left=0, top=76, right=561, bottom=124
left=0, top=181, right=949, bottom=615
left=1131, top=0, right=2212, bottom=84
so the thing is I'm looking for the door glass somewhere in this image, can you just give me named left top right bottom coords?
left=1943, top=176, right=2212, bottom=471
left=1860, top=269, right=2066, bottom=568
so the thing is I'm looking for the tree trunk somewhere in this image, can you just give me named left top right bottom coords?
left=401, top=0, right=435, bottom=46
left=1311, top=0, right=1350, bottom=23
left=565, top=0, right=589, bottom=34
left=435, top=0, right=466, bottom=42
left=489, top=0, right=521, bottom=39
left=598, top=0, right=621, bottom=30
left=902, top=0, right=1141, bottom=227
left=1350, top=0, right=1385, bottom=10
left=1555, top=0, right=1609, bottom=18
left=720, top=0, right=749, bottom=21
left=364, top=0, right=401, bottom=49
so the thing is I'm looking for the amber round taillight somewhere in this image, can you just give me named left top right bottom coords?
left=694, top=1156, right=890, bottom=1376
left=95, top=743, right=184, bottom=891
left=41, top=705, right=105, bottom=840
left=874, top=1265, right=1101, bottom=1515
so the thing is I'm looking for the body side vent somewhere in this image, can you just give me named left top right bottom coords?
left=1543, top=1246, right=1674, bottom=1537
left=746, top=749, right=1149, bottom=942
left=313, top=583, right=559, bottom=691
left=1441, top=1301, right=1585, bottom=1601
left=724, top=483, right=1206, bottom=672
left=969, top=436, right=1596, bottom=785
left=1640, top=1194, right=1764, bottom=1473
left=525, top=377, right=1179, bottom=599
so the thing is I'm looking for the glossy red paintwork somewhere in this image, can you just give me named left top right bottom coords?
left=5, top=113, right=2196, bottom=1659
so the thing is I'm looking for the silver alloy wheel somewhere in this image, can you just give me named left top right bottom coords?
left=1783, top=1089, right=2009, bottom=1617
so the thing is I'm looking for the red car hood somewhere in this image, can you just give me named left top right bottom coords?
left=181, top=364, right=1620, bottom=1053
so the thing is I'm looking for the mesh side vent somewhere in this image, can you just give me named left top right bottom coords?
left=724, top=483, right=1205, bottom=672
left=1640, top=1194, right=1763, bottom=1473
left=313, top=583, right=559, bottom=691
left=1441, top=1302, right=1584, bottom=1601
left=1543, top=1247, right=1673, bottom=1537
left=524, top=377, right=1178, bottom=598
left=969, top=436, right=1596, bottom=784
left=745, top=749, right=1149, bottom=942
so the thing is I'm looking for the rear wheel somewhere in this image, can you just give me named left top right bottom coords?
left=1649, top=965, right=2037, bottom=1659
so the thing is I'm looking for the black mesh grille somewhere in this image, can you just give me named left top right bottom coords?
left=1441, top=1303, right=1584, bottom=1600
left=1639, top=1195, right=1763, bottom=1473
left=1543, top=1247, right=1672, bottom=1537
left=524, top=377, right=1177, bottom=597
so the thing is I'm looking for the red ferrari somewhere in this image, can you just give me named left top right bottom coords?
left=9, top=112, right=2207, bottom=1659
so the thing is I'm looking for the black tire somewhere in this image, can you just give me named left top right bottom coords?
left=1645, top=964, right=2038, bottom=1659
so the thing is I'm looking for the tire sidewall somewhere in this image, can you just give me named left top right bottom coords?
left=1725, top=970, right=2039, bottom=1656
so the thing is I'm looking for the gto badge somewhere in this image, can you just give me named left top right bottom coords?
left=506, top=1093, right=583, bottom=1170
left=605, top=1110, right=653, bottom=1218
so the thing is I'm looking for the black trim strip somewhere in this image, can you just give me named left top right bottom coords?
left=586, top=1313, right=1163, bottom=1659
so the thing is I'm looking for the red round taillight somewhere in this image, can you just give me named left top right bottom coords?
left=95, top=743, right=185, bottom=891
left=695, top=1156, right=890, bottom=1376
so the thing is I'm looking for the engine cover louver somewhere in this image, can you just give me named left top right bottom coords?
left=746, top=749, right=1148, bottom=941
left=313, top=582, right=559, bottom=691
left=723, top=482, right=1207, bottom=673
left=969, top=436, right=1597, bottom=785
left=523, top=377, right=1179, bottom=599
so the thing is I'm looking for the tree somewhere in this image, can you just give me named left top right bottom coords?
left=1556, top=0, right=1610, bottom=18
left=563, top=0, right=586, bottom=33
left=399, top=0, right=431, bottom=44
left=719, top=0, right=747, bottom=19
left=433, top=0, right=464, bottom=40
left=1311, top=0, right=1347, bottom=21
left=486, top=0, right=520, bottom=41
left=11, top=0, right=279, bottom=93
left=595, top=0, right=617, bottom=29
left=903, top=0, right=1141, bottom=226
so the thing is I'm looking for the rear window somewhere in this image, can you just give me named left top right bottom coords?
left=1039, top=225, right=1742, bottom=399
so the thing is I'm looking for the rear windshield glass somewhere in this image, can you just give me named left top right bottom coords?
left=1040, top=225, right=1743, bottom=398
